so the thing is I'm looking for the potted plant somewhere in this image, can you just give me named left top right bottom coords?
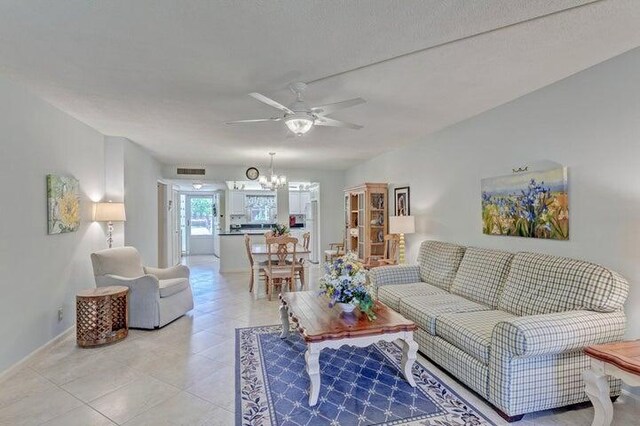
left=319, top=252, right=376, bottom=320
left=271, top=223, right=289, bottom=236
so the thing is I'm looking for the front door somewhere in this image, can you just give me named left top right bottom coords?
left=186, top=194, right=216, bottom=255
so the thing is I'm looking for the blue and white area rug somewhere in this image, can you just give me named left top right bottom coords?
left=236, top=325, right=494, bottom=426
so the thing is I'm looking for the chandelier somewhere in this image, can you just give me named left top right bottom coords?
left=259, top=152, right=287, bottom=190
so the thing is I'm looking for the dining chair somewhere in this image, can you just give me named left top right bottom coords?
left=244, top=234, right=266, bottom=293
left=264, top=230, right=274, bottom=238
left=324, top=242, right=344, bottom=263
left=294, top=232, right=310, bottom=290
left=264, top=236, right=298, bottom=301
left=364, top=234, right=400, bottom=269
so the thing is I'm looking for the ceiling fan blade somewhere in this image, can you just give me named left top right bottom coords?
left=249, top=92, right=294, bottom=114
left=315, top=117, right=363, bottom=130
left=311, top=97, right=365, bottom=115
left=225, top=117, right=282, bottom=124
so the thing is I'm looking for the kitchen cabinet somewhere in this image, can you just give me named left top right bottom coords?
left=289, top=192, right=301, bottom=214
left=289, top=191, right=311, bottom=215
left=230, top=191, right=245, bottom=215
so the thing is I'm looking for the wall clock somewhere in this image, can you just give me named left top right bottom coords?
left=245, top=167, right=259, bottom=180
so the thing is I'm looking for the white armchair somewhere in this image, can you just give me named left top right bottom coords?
left=90, top=247, right=194, bottom=329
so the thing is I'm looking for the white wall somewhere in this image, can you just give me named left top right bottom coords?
left=123, top=138, right=162, bottom=266
left=162, top=165, right=345, bottom=255
left=0, top=76, right=106, bottom=373
left=347, top=47, right=640, bottom=339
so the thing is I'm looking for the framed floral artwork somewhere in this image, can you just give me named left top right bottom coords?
left=481, top=167, right=568, bottom=240
left=394, top=186, right=410, bottom=216
left=47, top=174, right=80, bottom=234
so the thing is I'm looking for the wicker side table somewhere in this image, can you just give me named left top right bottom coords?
left=76, top=286, right=129, bottom=347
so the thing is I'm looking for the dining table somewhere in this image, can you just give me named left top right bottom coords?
left=250, top=243, right=311, bottom=300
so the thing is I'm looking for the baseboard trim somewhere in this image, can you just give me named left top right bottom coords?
left=0, top=325, right=75, bottom=383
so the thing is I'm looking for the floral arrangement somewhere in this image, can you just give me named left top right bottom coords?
left=271, top=223, right=289, bottom=236
left=319, top=252, right=376, bottom=320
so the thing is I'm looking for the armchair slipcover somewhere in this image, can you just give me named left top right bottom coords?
left=90, top=247, right=194, bottom=329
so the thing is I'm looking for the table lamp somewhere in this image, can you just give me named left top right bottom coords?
left=389, top=216, right=415, bottom=264
left=94, top=202, right=126, bottom=248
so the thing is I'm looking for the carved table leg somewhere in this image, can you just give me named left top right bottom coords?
left=401, top=333, right=418, bottom=387
left=306, top=344, right=321, bottom=406
left=583, top=368, right=613, bottom=426
left=279, top=303, right=290, bottom=339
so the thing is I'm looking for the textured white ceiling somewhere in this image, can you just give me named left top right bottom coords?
left=0, top=0, right=639, bottom=169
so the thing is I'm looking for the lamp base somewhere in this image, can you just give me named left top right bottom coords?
left=398, top=233, right=406, bottom=264
left=107, top=221, right=114, bottom=249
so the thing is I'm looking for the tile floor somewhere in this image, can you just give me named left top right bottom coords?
left=0, top=255, right=637, bottom=425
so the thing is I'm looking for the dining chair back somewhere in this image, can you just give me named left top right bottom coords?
left=264, top=236, right=298, bottom=300
left=302, top=232, right=311, bottom=251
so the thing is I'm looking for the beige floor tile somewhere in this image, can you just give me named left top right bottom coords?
left=186, top=368, right=235, bottom=411
left=0, top=387, right=82, bottom=426
left=32, top=351, right=122, bottom=386
left=197, top=406, right=235, bottom=426
left=0, top=368, right=56, bottom=409
left=89, top=375, right=180, bottom=424
left=40, top=405, right=115, bottom=426
left=123, top=392, right=216, bottom=425
left=139, top=351, right=226, bottom=390
left=61, top=364, right=143, bottom=402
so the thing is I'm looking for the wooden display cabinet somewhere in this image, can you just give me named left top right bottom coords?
left=344, top=183, right=388, bottom=261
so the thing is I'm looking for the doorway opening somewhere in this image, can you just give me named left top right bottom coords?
left=180, top=193, right=219, bottom=256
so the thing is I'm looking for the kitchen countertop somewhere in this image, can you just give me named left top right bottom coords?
left=218, top=230, right=270, bottom=236
left=218, top=227, right=308, bottom=236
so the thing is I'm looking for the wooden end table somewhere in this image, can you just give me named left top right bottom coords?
left=583, top=340, right=640, bottom=426
left=76, top=286, right=129, bottom=347
left=279, top=291, right=418, bottom=406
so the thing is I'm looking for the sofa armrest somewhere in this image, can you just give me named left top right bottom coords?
left=144, top=265, right=190, bottom=280
left=369, top=265, right=420, bottom=287
left=492, top=310, right=626, bottom=358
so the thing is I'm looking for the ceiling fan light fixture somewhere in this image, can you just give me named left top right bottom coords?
left=285, top=115, right=314, bottom=136
left=192, top=183, right=203, bottom=190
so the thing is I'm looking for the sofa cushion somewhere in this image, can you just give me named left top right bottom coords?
left=436, top=310, right=516, bottom=364
left=498, top=252, right=629, bottom=316
left=398, top=294, right=491, bottom=335
left=450, top=247, right=514, bottom=308
left=159, top=278, right=190, bottom=298
left=417, top=241, right=466, bottom=290
left=378, top=282, right=447, bottom=311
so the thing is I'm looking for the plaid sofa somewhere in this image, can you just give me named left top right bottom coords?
left=370, top=241, right=629, bottom=419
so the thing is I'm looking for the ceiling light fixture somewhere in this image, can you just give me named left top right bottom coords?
left=284, top=113, right=314, bottom=136
left=192, top=183, right=203, bottom=190
left=258, top=153, right=286, bottom=190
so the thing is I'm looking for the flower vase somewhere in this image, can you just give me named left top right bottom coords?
left=336, top=302, right=357, bottom=314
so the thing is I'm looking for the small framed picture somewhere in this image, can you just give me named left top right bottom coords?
left=394, top=186, right=410, bottom=216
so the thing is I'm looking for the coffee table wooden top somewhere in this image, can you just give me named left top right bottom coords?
left=279, top=291, right=416, bottom=343
left=585, top=340, right=640, bottom=376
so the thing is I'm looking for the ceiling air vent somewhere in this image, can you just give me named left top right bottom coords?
left=177, top=168, right=205, bottom=176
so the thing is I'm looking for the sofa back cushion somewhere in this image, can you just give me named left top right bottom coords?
left=417, top=241, right=466, bottom=290
left=450, top=247, right=514, bottom=308
left=498, top=252, right=629, bottom=315
left=91, top=246, right=145, bottom=278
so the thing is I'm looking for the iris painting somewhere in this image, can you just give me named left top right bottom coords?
left=481, top=167, right=568, bottom=240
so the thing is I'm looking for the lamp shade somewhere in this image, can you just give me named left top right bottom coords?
left=94, top=202, right=126, bottom=222
left=389, top=215, right=415, bottom=234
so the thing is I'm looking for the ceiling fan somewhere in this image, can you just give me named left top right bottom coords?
left=226, top=82, right=365, bottom=136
